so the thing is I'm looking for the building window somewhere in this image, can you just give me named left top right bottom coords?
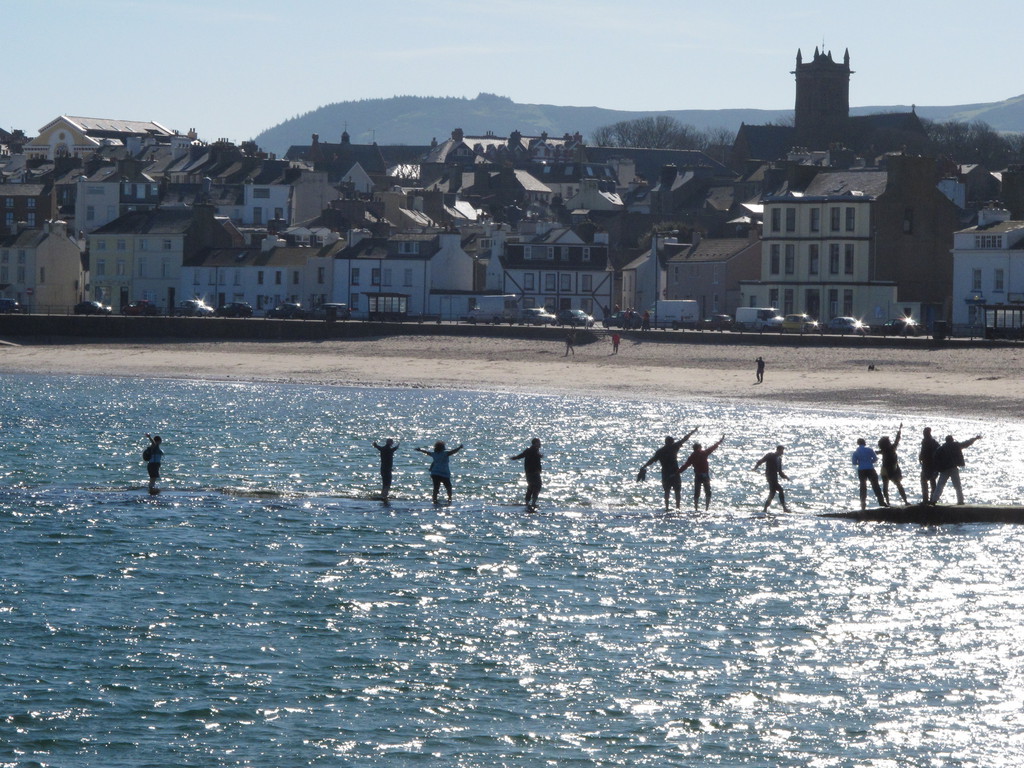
left=829, top=244, right=840, bottom=274
left=252, top=208, right=263, bottom=226
left=371, top=268, right=381, bottom=286
left=257, top=270, right=264, bottom=285
left=712, top=265, right=720, bottom=285
left=995, top=269, right=1005, bottom=292
left=382, top=268, right=392, bottom=287
left=39, top=266, right=45, bottom=284
left=783, top=288, right=794, bottom=314
left=559, top=274, right=571, bottom=291
left=292, top=270, right=299, bottom=285
left=317, top=267, right=325, bottom=284
left=523, top=273, right=535, bottom=291
left=96, top=259, right=106, bottom=276
left=234, top=269, right=241, bottom=286
left=810, top=208, right=820, bottom=233
left=275, top=270, right=283, bottom=285
left=97, top=240, right=107, bottom=251
left=809, top=244, right=819, bottom=275
left=547, top=247, right=555, bottom=261
left=117, top=239, right=126, bottom=251
left=138, top=258, right=147, bottom=277
left=403, top=268, right=413, bottom=287
left=399, top=241, right=420, bottom=255
left=972, top=269, right=982, bottom=291
left=4, top=198, right=12, bottom=207
left=769, top=288, right=779, bottom=307
left=770, top=244, right=780, bottom=275
left=830, top=208, right=841, bottom=232
left=139, top=239, right=148, bottom=250
left=253, top=187, right=270, bottom=199
left=163, top=240, right=172, bottom=250
left=350, top=268, right=359, bottom=286
left=975, top=235, right=1003, bottom=248
left=785, top=208, right=796, bottom=232
left=845, top=207, right=855, bottom=232
left=27, top=199, right=36, bottom=209
left=843, top=289, right=854, bottom=316
left=116, top=259, right=126, bottom=276
left=581, top=274, right=593, bottom=291
left=784, top=244, right=795, bottom=275
left=770, top=208, right=781, bottom=232
left=844, top=244, right=855, bottom=275
left=86, top=205, right=95, bottom=221
left=582, top=247, right=591, bottom=262
left=544, top=273, right=556, bottom=291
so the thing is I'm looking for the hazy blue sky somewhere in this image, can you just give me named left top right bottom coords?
left=7, top=0, right=1022, bottom=143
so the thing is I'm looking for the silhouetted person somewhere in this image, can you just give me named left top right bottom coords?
left=677, top=436, right=724, bottom=511
left=640, top=428, right=698, bottom=510
left=919, top=427, right=940, bottom=503
left=932, top=433, right=982, bottom=505
left=509, top=437, right=543, bottom=509
left=852, top=437, right=888, bottom=510
left=754, top=444, right=789, bottom=513
left=564, top=329, right=575, bottom=356
left=877, top=423, right=908, bottom=505
left=143, top=433, right=163, bottom=494
left=755, top=356, right=765, bottom=384
left=372, top=438, right=400, bottom=500
left=611, top=332, right=620, bottom=354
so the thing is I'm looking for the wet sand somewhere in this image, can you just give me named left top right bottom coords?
left=1, top=333, right=1022, bottom=419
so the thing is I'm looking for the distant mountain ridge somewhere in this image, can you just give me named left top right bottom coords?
left=253, top=92, right=1024, bottom=157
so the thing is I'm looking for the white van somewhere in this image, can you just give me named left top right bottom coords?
left=648, top=300, right=700, bottom=329
left=734, top=307, right=781, bottom=331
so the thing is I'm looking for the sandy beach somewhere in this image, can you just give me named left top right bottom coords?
left=2, top=333, right=1023, bottom=419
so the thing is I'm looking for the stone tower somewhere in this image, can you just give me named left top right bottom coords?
left=793, top=47, right=852, bottom=150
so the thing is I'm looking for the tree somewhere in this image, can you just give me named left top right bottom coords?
left=923, top=118, right=1018, bottom=168
left=591, top=116, right=734, bottom=152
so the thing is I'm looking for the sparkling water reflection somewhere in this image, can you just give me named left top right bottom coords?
left=2, top=374, right=1024, bottom=766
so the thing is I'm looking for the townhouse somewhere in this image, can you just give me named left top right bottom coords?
left=664, top=231, right=762, bottom=318
left=950, top=208, right=1024, bottom=333
left=0, top=220, right=84, bottom=310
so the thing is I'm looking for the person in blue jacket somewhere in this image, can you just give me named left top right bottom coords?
left=852, top=437, right=887, bottom=510
left=416, top=440, right=464, bottom=504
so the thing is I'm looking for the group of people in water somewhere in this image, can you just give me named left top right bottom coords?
left=144, top=423, right=983, bottom=511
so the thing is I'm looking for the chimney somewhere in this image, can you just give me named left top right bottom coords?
left=977, top=207, right=1011, bottom=227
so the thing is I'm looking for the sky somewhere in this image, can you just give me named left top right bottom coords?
left=6, top=0, right=1023, bottom=144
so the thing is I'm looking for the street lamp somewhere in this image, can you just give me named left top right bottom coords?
left=651, top=229, right=677, bottom=328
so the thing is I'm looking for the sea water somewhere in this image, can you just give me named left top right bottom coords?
left=2, top=374, right=1024, bottom=767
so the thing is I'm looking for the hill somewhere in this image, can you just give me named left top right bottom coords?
left=254, top=92, right=1024, bottom=157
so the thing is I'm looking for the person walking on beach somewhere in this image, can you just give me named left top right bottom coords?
left=919, top=426, right=940, bottom=504
left=639, top=428, right=699, bottom=510
left=754, top=444, right=789, bottom=513
left=509, top=437, right=543, bottom=509
left=372, top=438, right=400, bottom=500
left=564, top=329, right=576, bottom=356
left=877, top=424, right=908, bottom=506
left=611, top=332, right=620, bottom=354
left=143, top=433, right=163, bottom=494
left=416, top=440, right=464, bottom=504
left=641, top=310, right=651, bottom=331
left=676, top=435, right=724, bottom=511
left=852, top=437, right=888, bottom=510
left=931, top=433, right=983, bottom=505
left=755, top=356, right=765, bottom=384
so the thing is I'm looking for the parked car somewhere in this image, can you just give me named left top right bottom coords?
left=602, top=310, right=643, bottom=329
left=781, top=313, right=819, bottom=333
left=266, top=302, right=308, bottom=319
left=701, top=314, right=734, bottom=331
left=878, top=317, right=922, bottom=336
left=0, top=297, right=24, bottom=314
left=827, top=316, right=870, bottom=334
left=310, top=303, right=351, bottom=320
left=556, top=308, right=595, bottom=327
left=175, top=299, right=215, bottom=317
left=121, top=300, right=160, bottom=316
left=760, top=314, right=785, bottom=332
left=215, top=302, right=254, bottom=318
left=74, top=300, right=112, bottom=315
left=518, top=307, right=557, bottom=326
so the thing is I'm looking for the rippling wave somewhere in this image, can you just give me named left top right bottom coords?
left=2, top=374, right=1024, bottom=766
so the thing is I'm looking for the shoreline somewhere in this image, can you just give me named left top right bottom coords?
left=2, top=335, right=1023, bottom=420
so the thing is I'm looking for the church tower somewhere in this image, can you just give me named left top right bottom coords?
left=793, top=47, right=852, bottom=150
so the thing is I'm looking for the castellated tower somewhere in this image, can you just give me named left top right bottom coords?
left=793, top=47, right=852, bottom=150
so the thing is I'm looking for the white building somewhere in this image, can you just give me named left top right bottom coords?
left=951, top=208, right=1024, bottom=332
left=0, top=220, right=84, bottom=310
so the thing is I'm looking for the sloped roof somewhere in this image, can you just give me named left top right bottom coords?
left=668, top=237, right=756, bottom=263
left=734, top=124, right=796, bottom=162
left=55, top=116, right=174, bottom=137
left=800, top=169, right=888, bottom=198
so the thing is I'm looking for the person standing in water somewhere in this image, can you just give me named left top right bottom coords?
left=416, top=440, right=464, bottom=504
left=639, top=428, right=698, bottom=510
left=676, top=435, right=724, bottom=511
left=754, top=444, right=789, bottom=513
left=931, top=433, right=983, bottom=505
left=852, top=437, right=888, bottom=510
left=509, top=437, right=543, bottom=509
left=372, top=438, right=400, bottom=500
left=877, top=423, right=908, bottom=506
left=143, top=433, right=163, bottom=494
left=918, top=426, right=940, bottom=504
